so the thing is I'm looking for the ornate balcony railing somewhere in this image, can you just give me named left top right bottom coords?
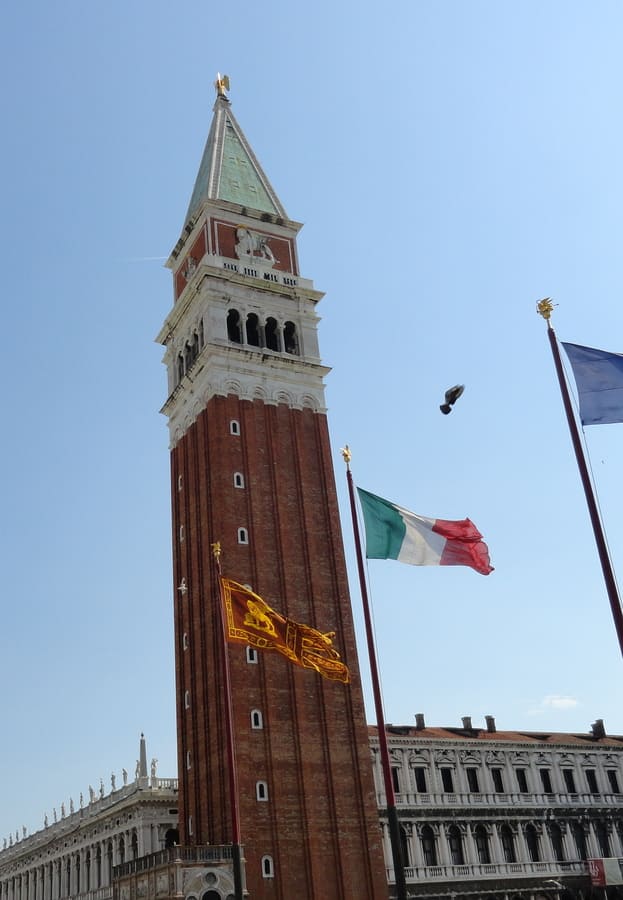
left=387, top=859, right=588, bottom=884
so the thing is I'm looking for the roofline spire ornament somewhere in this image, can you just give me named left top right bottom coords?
left=215, top=72, right=230, bottom=98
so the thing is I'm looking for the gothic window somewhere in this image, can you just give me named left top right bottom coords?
left=466, top=768, right=480, bottom=792
left=540, top=768, right=553, bottom=793
left=585, top=769, right=599, bottom=794
left=525, top=824, right=540, bottom=861
left=238, top=527, right=249, bottom=544
left=596, top=822, right=611, bottom=857
left=261, top=856, right=274, bottom=878
left=227, top=309, right=242, bottom=343
left=400, top=826, right=411, bottom=866
left=474, top=825, right=491, bottom=864
left=448, top=825, right=464, bottom=865
left=571, top=822, right=587, bottom=860
left=284, top=321, right=299, bottom=355
left=246, top=312, right=261, bottom=347
left=414, top=767, right=427, bottom=792
left=256, top=781, right=268, bottom=801
left=500, top=825, right=516, bottom=863
left=265, top=316, right=280, bottom=351
left=550, top=823, right=565, bottom=860
left=230, top=420, right=240, bottom=435
left=246, top=647, right=258, bottom=664
left=234, top=472, right=245, bottom=488
left=440, top=767, right=454, bottom=792
left=491, top=767, right=504, bottom=792
left=251, top=709, right=263, bottom=729
left=562, top=769, right=577, bottom=793
left=516, top=768, right=529, bottom=792
left=421, top=826, right=437, bottom=866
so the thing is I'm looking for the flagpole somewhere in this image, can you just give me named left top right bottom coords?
left=342, top=448, right=408, bottom=900
left=537, top=300, right=623, bottom=659
left=211, top=543, right=245, bottom=900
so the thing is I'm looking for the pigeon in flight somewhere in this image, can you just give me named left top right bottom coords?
left=440, top=384, right=464, bottom=415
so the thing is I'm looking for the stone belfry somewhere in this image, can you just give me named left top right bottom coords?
left=157, top=77, right=387, bottom=900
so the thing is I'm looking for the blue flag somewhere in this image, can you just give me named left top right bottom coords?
left=562, top=342, right=623, bottom=425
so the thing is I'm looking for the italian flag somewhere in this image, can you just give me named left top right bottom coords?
left=357, top=488, right=493, bottom=576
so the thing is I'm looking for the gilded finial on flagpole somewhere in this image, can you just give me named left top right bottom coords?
left=537, top=297, right=556, bottom=323
left=340, top=445, right=352, bottom=468
left=211, top=541, right=222, bottom=561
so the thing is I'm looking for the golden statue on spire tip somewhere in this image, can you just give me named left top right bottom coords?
left=215, top=73, right=230, bottom=97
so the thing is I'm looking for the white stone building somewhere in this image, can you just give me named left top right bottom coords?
left=374, top=715, right=623, bottom=900
left=2, top=721, right=622, bottom=900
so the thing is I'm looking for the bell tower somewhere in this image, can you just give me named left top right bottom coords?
left=157, top=78, right=387, bottom=900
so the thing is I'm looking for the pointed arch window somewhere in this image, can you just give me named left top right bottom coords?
left=246, top=313, right=261, bottom=347
left=227, top=309, right=242, bottom=343
left=283, top=321, right=299, bottom=355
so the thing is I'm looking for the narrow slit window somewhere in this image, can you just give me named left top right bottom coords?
left=261, top=856, right=274, bottom=878
left=183, top=633, right=189, bottom=650
left=246, top=647, right=258, bottom=664
left=186, top=751, right=191, bottom=770
left=251, top=710, right=263, bottom=729
left=234, top=472, right=245, bottom=489
left=256, top=781, right=268, bottom=801
left=179, top=525, right=184, bottom=542
left=184, top=690, right=190, bottom=709
left=238, top=527, right=249, bottom=545
left=230, top=420, right=240, bottom=436
left=177, top=474, right=183, bottom=491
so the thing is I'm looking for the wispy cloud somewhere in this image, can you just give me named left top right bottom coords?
left=527, top=695, right=579, bottom=716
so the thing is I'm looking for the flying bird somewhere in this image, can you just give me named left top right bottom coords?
left=440, top=384, right=464, bottom=415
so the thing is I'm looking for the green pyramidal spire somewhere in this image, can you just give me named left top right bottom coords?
left=184, top=76, right=287, bottom=226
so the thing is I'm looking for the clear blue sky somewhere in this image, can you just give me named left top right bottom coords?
left=2, top=0, right=623, bottom=840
